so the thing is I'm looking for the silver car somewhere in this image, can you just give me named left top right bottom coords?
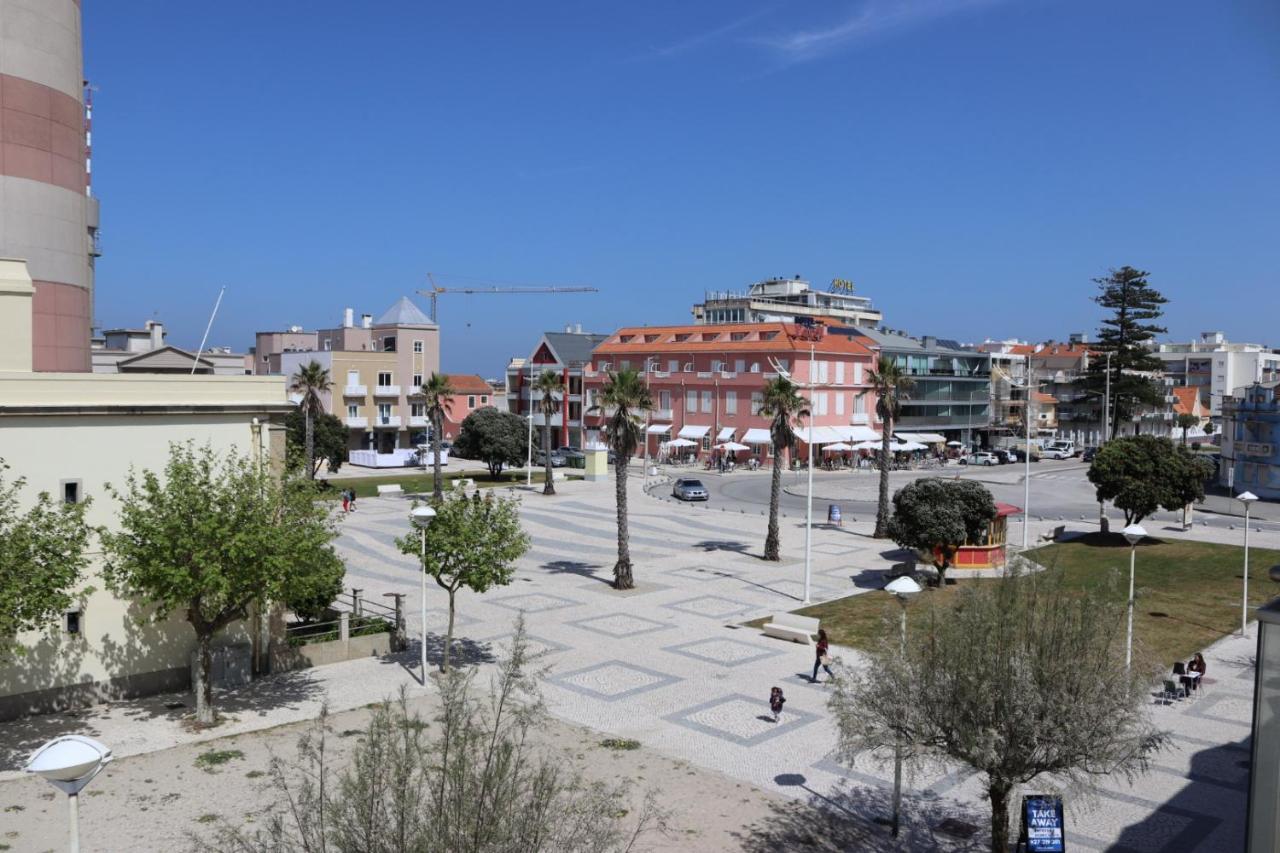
left=672, top=478, right=709, bottom=501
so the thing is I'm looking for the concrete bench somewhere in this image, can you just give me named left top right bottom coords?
left=376, top=484, right=404, bottom=496
left=1039, top=524, right=1066, bottom=543
left=762, top=613, right=820, bottom=645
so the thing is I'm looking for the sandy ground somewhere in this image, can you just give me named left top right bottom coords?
left=0, top=691, right=830, bottom=853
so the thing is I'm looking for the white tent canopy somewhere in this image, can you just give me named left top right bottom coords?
left=742, top=428, right=772, bottom=444
left=852, top=440, right=880, bottom=451
left=795, top=425, right=846, bottom=445
left=646, top=423, right=672, bottom=434
left=716, top=427, right=736, bottom=441
left=716, top=441, right=750, bottom=452
left=664, top=438, right=697, bottom=448
left=678, top=424, right=711, bottom=440
left=895, top=432, right=945, bottom=444
left=890, top=440, right=928, bottom=452
left=844, top=425, right=882, bottom=443
left=823, top=442, right=854, bottom=452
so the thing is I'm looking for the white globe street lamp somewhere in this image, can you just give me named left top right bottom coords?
left=25, top=735, right=113, bottom=853
left=1122, top=523, right=1147, bottom=672
left=884, top=574, right=922, bottom=838
left=1238, top=491, right=1259, bottom=636
left=411, top=504, right=437, bottom=681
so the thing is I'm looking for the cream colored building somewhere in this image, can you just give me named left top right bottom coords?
left=0, top=258, right=291, bottom=719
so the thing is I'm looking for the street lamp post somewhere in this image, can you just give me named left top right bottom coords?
left=411, top=505, right=437, bottom=680
left=885, top=575, right=922, bottom=838
left=25, top=735, right=113, bottom=853
left=525, top=360, right=535, bottom=487
left=1122, top=523, right=1147, bottom=672
left=803, top=342, right=816, bottom=604
left=643, top=357, right=657, bottom=485
left=1239, top=491, right=1259, bottom=636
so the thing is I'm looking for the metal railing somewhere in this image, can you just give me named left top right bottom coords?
left=283, top=588, right=404, bottom=649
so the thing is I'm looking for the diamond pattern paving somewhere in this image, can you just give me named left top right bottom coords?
left=550, top=661, right=681, bottom=702
left=665, top=693, right=821, bottom=746
left=663, top=636, right=785, bottom=668
left=566, top=612, right=671, bottom=639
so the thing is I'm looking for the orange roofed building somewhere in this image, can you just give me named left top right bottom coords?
left=584, top=321, right=882, bottom=463
left=438, top=374, right=498, bottom=441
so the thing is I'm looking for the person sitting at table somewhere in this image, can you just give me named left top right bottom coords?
left=1188, top=653, right=1207, bottom=691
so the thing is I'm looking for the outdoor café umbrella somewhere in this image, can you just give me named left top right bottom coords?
left=665, top=438, right=697, bottom=448
left=946, top=440, right=963, bottom=447
left=822, top=442, right=854, bottom=452
left=852, top=440, right=880, bottom=451
left=715, top=441, right=750, bottom=452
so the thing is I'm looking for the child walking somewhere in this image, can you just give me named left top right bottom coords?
left=769, top=686, right=786, bottom=723
left=341, top=490, right=350, bottom=513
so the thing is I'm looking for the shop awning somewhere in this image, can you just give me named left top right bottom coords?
left=742, top=428, right=772, bottom=444
left=896, top=432, right=946, bottom=444
left=843, top=425, right=882, bottom=443
left=646, top=423, right=672, bottom=434
left=716, top=427, right=736, bottom=441
left=678, top=424, right=711, bottom=439
left=795, top=425, right=845, bottom=445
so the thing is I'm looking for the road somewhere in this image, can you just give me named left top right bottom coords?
left=657, top=458, right=1280, bottom=536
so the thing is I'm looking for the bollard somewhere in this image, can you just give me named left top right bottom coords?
left=339, top=612, right=350, bottom=643
left=351, top=588, right=363, bottom=617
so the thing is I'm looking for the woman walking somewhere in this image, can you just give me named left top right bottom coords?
left=812, top=628, right=835, bottom=683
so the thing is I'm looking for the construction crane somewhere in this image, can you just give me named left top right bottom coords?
left=418, top=273, right=598, bottom=323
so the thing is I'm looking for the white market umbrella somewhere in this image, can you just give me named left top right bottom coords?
left=946, top=440, right=963, bottom=447
left=665, top=438, right=697, bottom=449
left=895, top=441, right=928, bottom=452
left=823, top=442, right=854, bottom=452
left=715, top=441, right=750, bottom=452
left=852, top=440, right=880, bottom=451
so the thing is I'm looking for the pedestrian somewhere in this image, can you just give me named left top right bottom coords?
left=769, top=686, right=786, bottom=723
left=812, top=628, right=834, bottom=683
left=341, top=490, right=350, bottom=513
left=347, top=488, right=357, bottom=512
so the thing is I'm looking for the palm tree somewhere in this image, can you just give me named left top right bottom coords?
left=860, top=356, right=914, bottom=538
left=760, top=377, right=809, bottom=561
left=588, top=368, right=652, bottom=590
left=1176, top=412, right=1199, bottom=446
left=420, top=373, right=455, bottom=503
left=533, top=370, right=565, bottom=496
left=289, top=361, right=332, bottom=479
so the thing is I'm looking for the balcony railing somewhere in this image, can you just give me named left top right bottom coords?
left=409, top=415, right=428, bottom=427
left=374, top=415, right=402, bottom=428
left=343, top=385, right=367, bottom=397
left=374, top=385, right=400, bottom=397
left=345, top=416, right=368, bottom=428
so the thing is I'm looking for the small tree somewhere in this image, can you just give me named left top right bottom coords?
left=201, top=620, right=661, bottom=852
left=0, top=460, right=92, bottom=660
left=1175, top=412, right=1199, bottom=446
left=453, top=406, right=527, bottom=479
left=1087, top=435, right=1212, bottom=526
left=420, top=372, right=456, bottom=503
left=588, top=368, right=652, bottom=590
left=830, top=568, right=1167, bottom=853
left=284, top=408, right=348, bottom=477
left=886, top=478, right=996, bottom=587
left=759, top=376, right=807, bottom=561
left=397, top=486, right=529, bottom=672
left=534, top=369, right=565, bottom=496
left=101, top=443, right=343, bottom=724
left=289, top=360, right=333, bottom=480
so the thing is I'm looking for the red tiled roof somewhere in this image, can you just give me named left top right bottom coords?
left=593, top=322, right=874, bottom=357
left=445, top=374, right=493, bottom=395
left=1171, top=386, right=1201, bottom=416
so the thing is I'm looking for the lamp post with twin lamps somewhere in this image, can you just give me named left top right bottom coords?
left=884, top=574, right=922, bottom=838
left=1122, top=523, right=1147, bottom=673
left=411, top=504, right=437, bottom=680
left=1239, top=491, right=1258, bottom=636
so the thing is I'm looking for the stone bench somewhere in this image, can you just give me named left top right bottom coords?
left=762, top=613, right=820, bottom=645
left=376, top=483, right=404, bottom=496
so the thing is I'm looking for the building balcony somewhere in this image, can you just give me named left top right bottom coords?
left=409, top=415, right=429, bottom=428
left=374, top=415, right=402, bottom=428
left=345, top=416, right=368, bottom=429
left=374, top=385, right=401, bottom=397
left=651, top=408, right=674, bottom=421
left=343, top=385, right=367, bottom=397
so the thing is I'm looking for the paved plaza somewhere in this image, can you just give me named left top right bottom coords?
left=333, top=473, right=1259, bottom=851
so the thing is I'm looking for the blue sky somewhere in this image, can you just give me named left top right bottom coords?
left=84, top=1, right=1280, bottom=375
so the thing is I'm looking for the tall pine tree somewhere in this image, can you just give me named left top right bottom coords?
left=1086, top=266, right=1168, bottom=439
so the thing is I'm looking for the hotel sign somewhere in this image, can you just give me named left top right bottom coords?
left=829, top=278, right=856, bottom=293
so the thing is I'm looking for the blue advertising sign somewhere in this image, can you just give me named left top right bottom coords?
left=1021, top=795, right=1065, bottom=852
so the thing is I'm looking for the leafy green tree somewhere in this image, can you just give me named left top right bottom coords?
left=397, top=486, right=529, bottom=672
left=0, top=460, right=92, bottom=659
left=1176, top=412, right=1200, bottom=446
left=1087, top=435, right=1212, bottom=526
left=453, top=406, right=527, bottom=479
left=284, top=408, right=348, bottom=477
left=1085, top=267, right=1168, bottom=439
left=886, top=478, right=997, bottom=587
left=588, top=368, right=652, bottom=590
left=759, top=376, right=807, bottom=561
left=420, top=373, right=456, bottom=502
left=100, top=443, right=343, bottom=724
left=289, top=360, right=333, bottom=480
left=860, top=356, right=915, bottom=537
left=534, top=369, right=565, bottom=496
left=830, top=568, right=1166, bottom=853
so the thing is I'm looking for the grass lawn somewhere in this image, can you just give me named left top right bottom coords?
left=748, top=532, right=1280, bottom=666
left=316, top=469, right=575, bottom=499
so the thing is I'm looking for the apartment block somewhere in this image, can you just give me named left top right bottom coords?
left=1153, top=332, right=1280, bottom=420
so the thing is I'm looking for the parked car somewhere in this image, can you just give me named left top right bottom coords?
left=536, top=450, right=567, bottom=468
left=992, top=449, right=1014, bottom=464
left=1082, top=446, right=1099, bottom=463
left=1043, top=446, right=1074, bottom=460
left=672, top=478, right=709, bottom=501
left=971, top=451, right=999, bottom=466
left=557, top=445, right=585, bottom=460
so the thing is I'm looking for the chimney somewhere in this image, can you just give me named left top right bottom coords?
left=361, top=313, right=372, bottom=329
left=149, top=321, right=164, bottom=350
left=343, top=307, right=354, bottom=328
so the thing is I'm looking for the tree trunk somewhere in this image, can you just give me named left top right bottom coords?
left=764, top=446, right=783, bottom=560
left=432, top=413, right=444, bottom=504
left=542, top=413, right=555, bottom=496
left=875, top=416, right=893, bottom=538
left=613, top=456, right=633, bottom=589
left=304, top=405, right=316, bottom=480
left=442, top=591, right=456, bottom=672
left=988, top=779, right=1013, bottom=853
left=195, top=630, right=215, bottom=725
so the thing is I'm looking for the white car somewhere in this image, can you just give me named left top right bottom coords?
left=1043, top=447, right=1074, bottom=460
left=971, top=452, right=999, bottom=466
